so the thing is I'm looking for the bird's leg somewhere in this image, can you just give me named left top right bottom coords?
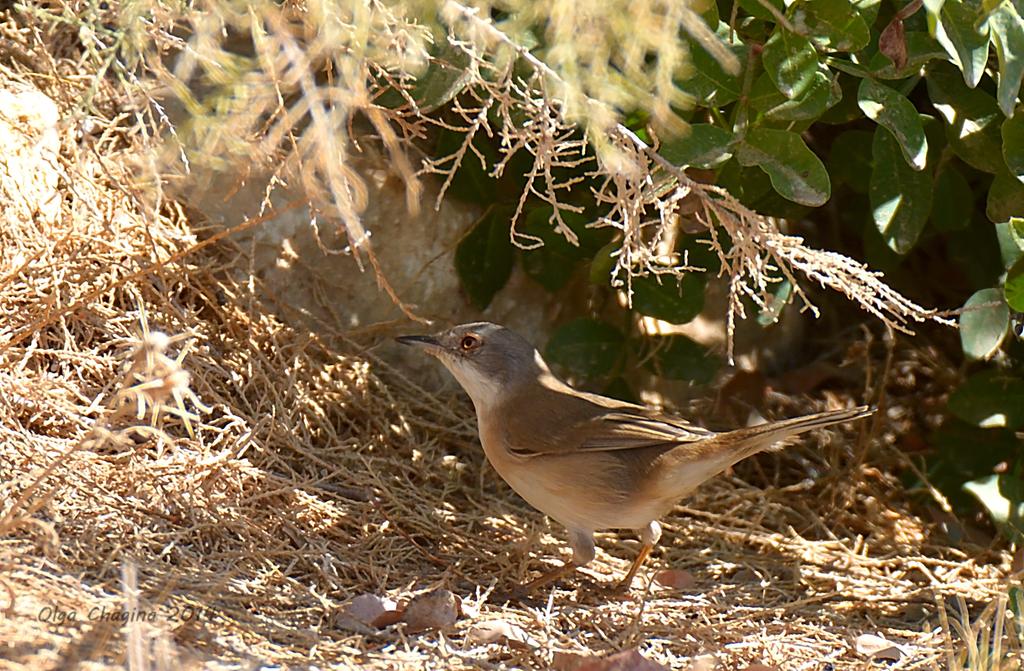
left=617, top=520, right=662, bottom=591
left=516, top=528, right=595, bottom=594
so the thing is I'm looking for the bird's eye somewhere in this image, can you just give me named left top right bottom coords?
left=460, top=335, right=480, bottom=351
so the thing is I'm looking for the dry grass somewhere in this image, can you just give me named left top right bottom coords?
left=0, top=4, right=1018, bottom=671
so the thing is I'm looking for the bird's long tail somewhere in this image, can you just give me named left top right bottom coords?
left=723, top=405, right=874, bottom=459
left=659, top=405, right=873, bottom=497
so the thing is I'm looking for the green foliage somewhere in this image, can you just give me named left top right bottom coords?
left=869, top=127, right=932, bottom=254
left=660, top=125, right=733, bottom=168
left=929, top=420, right=1022, bottom=502
left=988, top=169, right=1024, bottom=222
left=965, top=473, right=1024, bottom=541
left=545, top=319, right=626, bottom=380
left=933, top=0, right=988, bottom=88
left=828, top=130, right=874, bottom=193
left=647, top=336, right=721, bottom=383
left=960, top=288, right=1010, bottom=360
left=679, top=24, right=745, bottom=105
left=519, top=207, right=613, bottom=291
left=735, top=128, right=831, bottom=206
left=988, top=1, right=1024, bottom=117
left=930, top=166, right=973, bottom=231
left=858, top=79, right=929, bottom=170
left=630, top=274, right=707, bottom=324
left=949, top=370, right=1024, bottom=430
left=797, top=0, right=871, bottom=52
left=762, top=29, right=820, bottom=99
left=1003, top=113, right=1024, bottom=182
left=454, top=208, right=515, bottom=310
left=1007, top=256, right=1024, bottom=311
left=927, top=62, right=1006, bottom=173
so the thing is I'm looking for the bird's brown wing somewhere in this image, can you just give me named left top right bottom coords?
left=498, top=380, right=714, bottom=458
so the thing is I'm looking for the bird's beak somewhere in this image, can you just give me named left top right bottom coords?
left=395, top=334, right=442, bottom=352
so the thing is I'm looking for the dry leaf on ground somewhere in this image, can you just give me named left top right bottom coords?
left=686, top=654, right=717, bottom=671
left=855, top=633, right=909, bottom=661
left=466, top=619, right=536, bottom=650
left=652, top=569, right=696, bottom=590
left=553, top=648, right=669, bottom=671
left=346, top=593, right=403, bottom=628
left=402, top=588, right=460, bottom=632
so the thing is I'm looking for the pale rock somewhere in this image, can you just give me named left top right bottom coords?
left=0, top=86, right=61, bottom=227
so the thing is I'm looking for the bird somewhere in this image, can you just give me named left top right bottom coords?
left=396, top=322, right=872, bottom=594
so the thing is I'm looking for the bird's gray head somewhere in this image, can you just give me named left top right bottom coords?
left=396, top=322, right=546, bottom=409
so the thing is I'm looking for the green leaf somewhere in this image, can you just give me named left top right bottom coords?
left=931, top=166, right=973, bottom=232
left=658, top=124, right=734, bottom=168
left=987, top=169, right=1024, bottom=223
left=648, top=336, right=720, bottom=383
left=1010, top=217, right=1024, bottom=250
left=758, top=279, right=793, bottom=325
left=519, top=207, right=594, bottom=292
left=927, top=63, right=1006, bottom=172
left=1013, top=586, right=1024, bottom=619
left=948, top=369, right=1024, bottom=430
left=795, top=0, right=871, bottom=52
left=988, top=1, right=1024, bottom=117
left=1002, top=114, right=1024, bottom=183
left=589, top=239, right=619, bottom=285
left=996, top=220, right=1024, bottom=268
left=696, top=0, right=720, bottom=25
left=854, top=0, right=883, bottom=24
left=946, top=224, right=1005, bottom=288
left=719, top=162, right=815, bottom=219
left=929, top=419, right=1021, bottom=498
left=828, top=130, right=874, bottom=194
left=959, top=288, right=1010, bottom=359
left=863, top=215, right=906, bottom=273
left=870, top=128, right=932, bottom=254
left=544, top=319, right=625, bottom=378
left=743, top=187, right=815, bottom=219
left=410, top=44, right=473, bottom=112
left=739, top=0, right=784, bottom=20
left=1007, top=256, right=1024, bottom=311
left=630, top=273, right=706, bottom=324
left=922, top=113, right=948, bottom=171
left=935, top=0, right=990, bottom=88
left=762, top=29, right=819, bottom=99
left=435, top=129, right=499, bottom=203
left=735, top=128, right=831, bottom=206
left=857, top=78, right=929, bottom=170
left=820, top=73, right=864, bottom=124
left=680, top=23, right=745, bottom=106
left=454, top=208, right=515, bottom=309
left=964, top=474, right=1024, bottom=540
left=749, top=71, right=837, bottom=121
left=677, top=233, right=723, bottom=274
left=717, top=159, right=774, bottom=205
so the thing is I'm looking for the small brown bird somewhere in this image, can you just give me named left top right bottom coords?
left=397, top=322, right=872, bottom=593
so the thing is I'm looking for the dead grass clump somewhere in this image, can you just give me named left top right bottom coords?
left=0, top=5, right=1018, bottom=671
